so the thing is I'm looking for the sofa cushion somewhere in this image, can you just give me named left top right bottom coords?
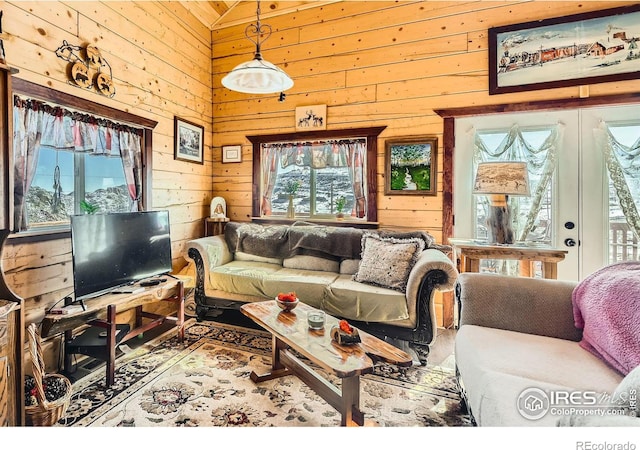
left=235, top=251, right=283, bottom=265
left=323, top=274, right=411, bottom=323
left=354, top=233, right=424, bottom=292
left=210, top=261, right=336, bottom=309
left=339, top=259, right=360, bottom=275
left=455, top=325, right=623, bottom=426
left=283, top=255, right=339, bottom=273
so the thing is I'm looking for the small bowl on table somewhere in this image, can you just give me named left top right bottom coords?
left=276, top=296, right=299, bottom=312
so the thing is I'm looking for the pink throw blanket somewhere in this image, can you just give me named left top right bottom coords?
left=572, top=261, right=640, bottom=375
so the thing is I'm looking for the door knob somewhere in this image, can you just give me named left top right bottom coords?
left=564, top=238, right=577, bottom=247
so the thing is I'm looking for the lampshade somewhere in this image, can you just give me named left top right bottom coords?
left=473, top=161, right=530, bottom=196
left=221, top=0, right=293, bottom=95
left=222, top=57, right=293, bottom=94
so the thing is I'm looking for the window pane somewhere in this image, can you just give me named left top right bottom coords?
left=271, top=165, right=309, bottom=215
left=84, top=155, right=130, bottom=213
left=271, top=166, right=354, bottom=217
left=25, top=148, right=129, bottom=228
left=26, top=147, right=74, bottom=226
left=475, top=129, right=554, bottom=245
left=607, top=124, right=640, bottom=264
left=316, top=167, right=353, bottom=215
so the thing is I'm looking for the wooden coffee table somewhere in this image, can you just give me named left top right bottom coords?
left=240, top=300, right=413, bottom=426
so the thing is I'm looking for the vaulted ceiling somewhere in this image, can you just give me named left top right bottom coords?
left=179, top=1, right=343, bottom=30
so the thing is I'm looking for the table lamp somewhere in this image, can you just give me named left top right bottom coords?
left=473, top=161, right=530, bottom=244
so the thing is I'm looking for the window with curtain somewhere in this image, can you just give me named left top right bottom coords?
left=595, top=121, right=640, bottom=263
left=249, top=127, right=384, bottom=223
left=13, top=95, right=144, bottom=232
left=473, top=123, right=562, bottom=275
left=261, top=138, right=367, bottom=219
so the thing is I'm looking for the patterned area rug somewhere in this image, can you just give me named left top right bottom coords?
left=58, top=319, right=472, bottom=427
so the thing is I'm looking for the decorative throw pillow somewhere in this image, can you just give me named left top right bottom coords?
left=353, top=233, right=425, bottom=292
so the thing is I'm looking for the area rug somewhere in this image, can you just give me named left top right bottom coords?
left=58, top=319, right=472, bottom=427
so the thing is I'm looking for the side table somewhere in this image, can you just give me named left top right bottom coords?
left=204, top=217, right=230, bottom=236
left=449, top=238, right=568, bottom=280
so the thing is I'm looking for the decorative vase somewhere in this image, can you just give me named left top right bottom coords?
left=287, top=195, right=295, bottom=218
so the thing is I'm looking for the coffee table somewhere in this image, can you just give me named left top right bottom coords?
left=240, top=300, right=413, bottom=426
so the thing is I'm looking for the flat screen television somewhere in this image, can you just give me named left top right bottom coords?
left=70, top=210, right=172, bottom=300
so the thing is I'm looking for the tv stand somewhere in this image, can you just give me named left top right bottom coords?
left=41, top=278, right=184, bottom=387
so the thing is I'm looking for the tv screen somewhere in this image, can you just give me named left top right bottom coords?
left=70, top=211, right=172, bottom=300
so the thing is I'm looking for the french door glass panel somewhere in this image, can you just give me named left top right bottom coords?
left=455, top=105, right=640, bottom=282
left=455, top=111, right=579, bottom=281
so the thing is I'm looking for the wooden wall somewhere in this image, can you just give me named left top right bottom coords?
left=0, top=1, right=212, bottom=354
left=3, top=0, right=640, bottom=352
left=211, top=0, right=640, bottom=325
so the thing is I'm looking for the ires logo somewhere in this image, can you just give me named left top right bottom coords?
left=517, top=388, right=620, bottom=420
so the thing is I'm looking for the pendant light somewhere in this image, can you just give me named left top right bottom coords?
left=221, top=0, right=294, bottom=94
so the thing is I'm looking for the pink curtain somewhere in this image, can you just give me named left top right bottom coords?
left=344, top=141, right=366, bottom=218
left=260, top=144, right=279, bottom=215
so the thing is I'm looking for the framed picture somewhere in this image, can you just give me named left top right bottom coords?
left=295, top=104, right=327, bottom=131
left=222, top=145, right=242, bottom=163
left=489, top=4, right=640, bottom=95
left=174, top=117, right=204, bottom=164
left=385, top=136, right=437, bottom=196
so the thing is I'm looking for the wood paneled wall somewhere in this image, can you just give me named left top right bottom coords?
left=211, top=0, right=640, bottom=325
left=3, top=1, right=640, bottom=343
left=1, top=1, right=212, bottom=337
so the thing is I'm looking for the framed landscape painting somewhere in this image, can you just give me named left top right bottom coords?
left=385, top=137, right=437, bottom=196
left=174, top=116, right=204, bottom=164
left=489, top=4, right=640, bottom=95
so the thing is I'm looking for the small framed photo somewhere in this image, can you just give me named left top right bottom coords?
left=174, top=117, right=204, bottom=164
left=222, top=145, right=242, bottom=163
left=295, top=104, right=327, bottom=131
left=385, top=136, right=438, bottom=196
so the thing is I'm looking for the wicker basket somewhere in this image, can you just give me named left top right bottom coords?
left=25, top=323, right=72, bottom=426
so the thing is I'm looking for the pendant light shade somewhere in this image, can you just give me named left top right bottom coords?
left=222, top=1, right=293, bottom=95
left=222, top=57, right=293, bottom=94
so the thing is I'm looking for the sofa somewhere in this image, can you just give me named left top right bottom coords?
left=454, top=268, right=640, bottom=427
left=186, top=221, right=458, bottom=364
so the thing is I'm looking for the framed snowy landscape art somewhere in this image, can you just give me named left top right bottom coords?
left=489, top=4, right=640, bottom=95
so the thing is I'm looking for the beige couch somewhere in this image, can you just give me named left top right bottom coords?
left=186, top=221, right=458, bottom=364
left=454, top=273, right=640, bottom=426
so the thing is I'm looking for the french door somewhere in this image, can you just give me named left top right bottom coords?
left=454, top=103, right=640, bottom=282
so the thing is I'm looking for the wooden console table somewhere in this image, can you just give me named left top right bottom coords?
left=449, top=239, right=568, bottom=279
left=41, top=278, right=184, bottom=387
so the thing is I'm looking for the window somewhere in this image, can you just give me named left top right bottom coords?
left=249, top=127, right=385, bottom=223
left=473, top=127, right=556, bottom=245
left=11, top=79, right=157, bottom=239
left=265, top=139, right=364, bottom=218
left=26, top=147, right=129, bottom=228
